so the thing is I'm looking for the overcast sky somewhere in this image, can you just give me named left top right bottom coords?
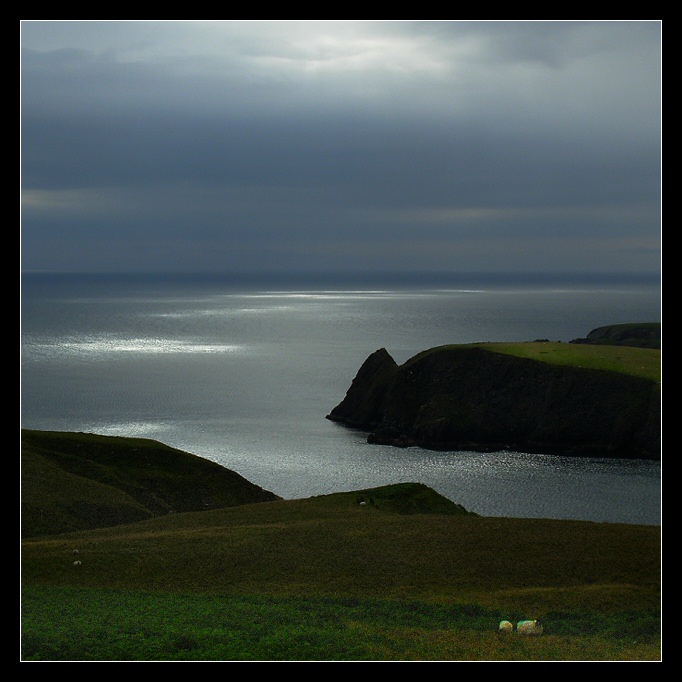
left=20, top=20, right=662, bottom=275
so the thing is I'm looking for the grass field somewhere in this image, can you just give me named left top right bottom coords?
left=477, top=342, right=661, bottom=383
left=21, top=481, right=662, bottom=661
left=21, top=586, right=661, bottom=661
left=403, top=341, right=662, bottom=385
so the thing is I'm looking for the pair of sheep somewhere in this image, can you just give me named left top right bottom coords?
left=499, top=619, right=543, bottom=635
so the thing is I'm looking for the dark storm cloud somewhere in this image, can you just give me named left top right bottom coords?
left=20, top=20, right=661, bottom=273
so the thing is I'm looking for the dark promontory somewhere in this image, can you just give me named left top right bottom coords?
left=327, top=327, right=660, bottom=460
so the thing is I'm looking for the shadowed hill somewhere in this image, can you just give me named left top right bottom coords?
left=21, top=429, right=281, bottom=538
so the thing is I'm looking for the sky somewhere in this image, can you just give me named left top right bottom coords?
left=20, top=20, right=662, bottom=275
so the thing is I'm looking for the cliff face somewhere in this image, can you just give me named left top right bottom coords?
left=327, top=346, right=660, bottom=459
left=327, top=348, right=398, bottom=428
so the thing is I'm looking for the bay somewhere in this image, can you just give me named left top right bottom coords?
left=20, top=271, right=661, bottom=525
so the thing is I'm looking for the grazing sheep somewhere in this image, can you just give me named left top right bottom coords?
left=73, top=560, right=82, bottom=567
left=517, top=619, right=543, bottom=635
left=498, top=620, right=514, bottom=634
left=72, top=549, right=80, bottom=555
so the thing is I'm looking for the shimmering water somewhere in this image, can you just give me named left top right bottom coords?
left=21, top=271, right=661, bottom=525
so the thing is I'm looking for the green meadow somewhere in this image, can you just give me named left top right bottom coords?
left=22, top=467, right=661, bottom=661
left=476, top=341, right=661, bottom=383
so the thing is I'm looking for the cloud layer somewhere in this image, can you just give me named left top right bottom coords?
left=21, top=20, right=661, bottom=274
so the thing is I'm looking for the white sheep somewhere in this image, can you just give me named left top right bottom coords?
left=498, top=620, right=514, bottom=634
left=517, top=619, right=543, bottom=635
left=73, top=560, right=82, bottom=567
left=72, top=549, right=80, bottom=555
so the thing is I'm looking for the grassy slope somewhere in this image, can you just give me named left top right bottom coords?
left=22, top=429, right=280, bottom=538
left=22, top=483, right=661, bottom=660
left=22, top=492, right=660, bottom=614
left=411, top=342, right=661, bottom=383
left=478, top=342, right=661, bottom=383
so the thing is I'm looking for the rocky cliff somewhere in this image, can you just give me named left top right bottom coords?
left=327, top=344, right=660, bottom=460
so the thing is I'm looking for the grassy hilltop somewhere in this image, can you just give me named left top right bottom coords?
left=21, top=427, right=661, bottom=661
left=21, top=429, right=280, bottom=539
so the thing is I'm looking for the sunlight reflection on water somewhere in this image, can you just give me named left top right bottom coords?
left=21, top=272, right=661, bottom=525
left=26, top=336, right=245, bottom=357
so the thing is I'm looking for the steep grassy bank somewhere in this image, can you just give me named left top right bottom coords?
left=22, top=429, right=280, bottom=538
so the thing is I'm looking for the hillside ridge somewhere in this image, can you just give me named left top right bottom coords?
left=21, top=430, right=469, bottom=538
left=21, top=429, right=281, bottom=538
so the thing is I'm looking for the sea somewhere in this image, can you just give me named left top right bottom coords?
left=20, top=271, right=662, bottom=526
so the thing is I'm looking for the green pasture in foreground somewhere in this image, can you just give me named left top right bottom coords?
left=22, top=486, right=661, bottom=661
left=21, top=586, right=661, bottom=661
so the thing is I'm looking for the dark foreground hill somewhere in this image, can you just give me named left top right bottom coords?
left=21, top=429, right=281, bottom=538
left=327, top=326, right=661, bottom=459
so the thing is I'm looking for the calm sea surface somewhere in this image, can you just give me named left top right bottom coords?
left=20, top=272, right=662, bottom=525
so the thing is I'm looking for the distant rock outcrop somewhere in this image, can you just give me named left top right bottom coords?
left=569, top=323, right=661, bottom=349
left=327, top=341, right=660, bottom=460
left=326, top=348, right=398, bottom=429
